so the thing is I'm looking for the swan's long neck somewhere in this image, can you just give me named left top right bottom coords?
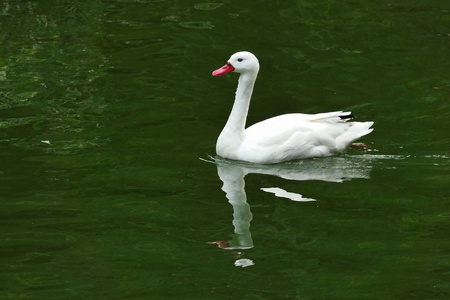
left=220, top=71, right=257, bottom=140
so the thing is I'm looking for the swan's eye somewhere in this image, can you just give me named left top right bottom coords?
left=237, top=58, right=243, bottom=62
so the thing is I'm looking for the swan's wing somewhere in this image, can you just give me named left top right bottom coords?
left=244, top=112, right=352, bottom=145
left=241, top=112, right=372, bottom=163
left=245, top=114, right=308, bottom=145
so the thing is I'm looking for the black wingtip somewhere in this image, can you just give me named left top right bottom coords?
left=340, top=114, right=356, bottom=120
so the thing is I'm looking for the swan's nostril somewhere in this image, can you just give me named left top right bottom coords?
left=212, top=62, right=235, bottom=76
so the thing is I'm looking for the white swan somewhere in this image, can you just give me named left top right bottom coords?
left=212, top=51, right=374, bottom=164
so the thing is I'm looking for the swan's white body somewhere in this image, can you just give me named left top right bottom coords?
left=213, top=51, right=373, bottom=164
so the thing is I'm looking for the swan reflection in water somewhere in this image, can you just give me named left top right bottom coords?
left=206, top=155, right=374, bottom=267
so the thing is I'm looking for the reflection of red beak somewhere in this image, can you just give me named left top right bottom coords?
left=212, top=62, right=235, bottom=76
left=207, top=241, right=230, bottom=248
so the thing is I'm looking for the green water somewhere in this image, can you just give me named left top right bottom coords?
left=1, top=0, right=449, bottom=299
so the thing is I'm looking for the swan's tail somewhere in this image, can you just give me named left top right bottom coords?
left=312, top=111, right=355, bottom=123
left=339, top=114, right=356, bottom=121
left=336, top=121, right=374, bottom=150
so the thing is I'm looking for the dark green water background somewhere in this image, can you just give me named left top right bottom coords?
left=1, top=0, right=449, bottom=299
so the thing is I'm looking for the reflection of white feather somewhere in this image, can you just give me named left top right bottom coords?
left=234, top=258, right=255, bottom=268
left=214, top=155, right=375, bottom=183
left=261, top=187, right=316, bottom=202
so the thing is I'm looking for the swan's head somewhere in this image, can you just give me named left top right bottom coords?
left=212, top=51, right=259, bottom=76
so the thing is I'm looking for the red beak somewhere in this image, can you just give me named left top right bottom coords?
left=212, top=62, right=235, bottom=76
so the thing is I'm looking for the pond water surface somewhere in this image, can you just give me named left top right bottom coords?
left=1, top=0, right=449, bottom=299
